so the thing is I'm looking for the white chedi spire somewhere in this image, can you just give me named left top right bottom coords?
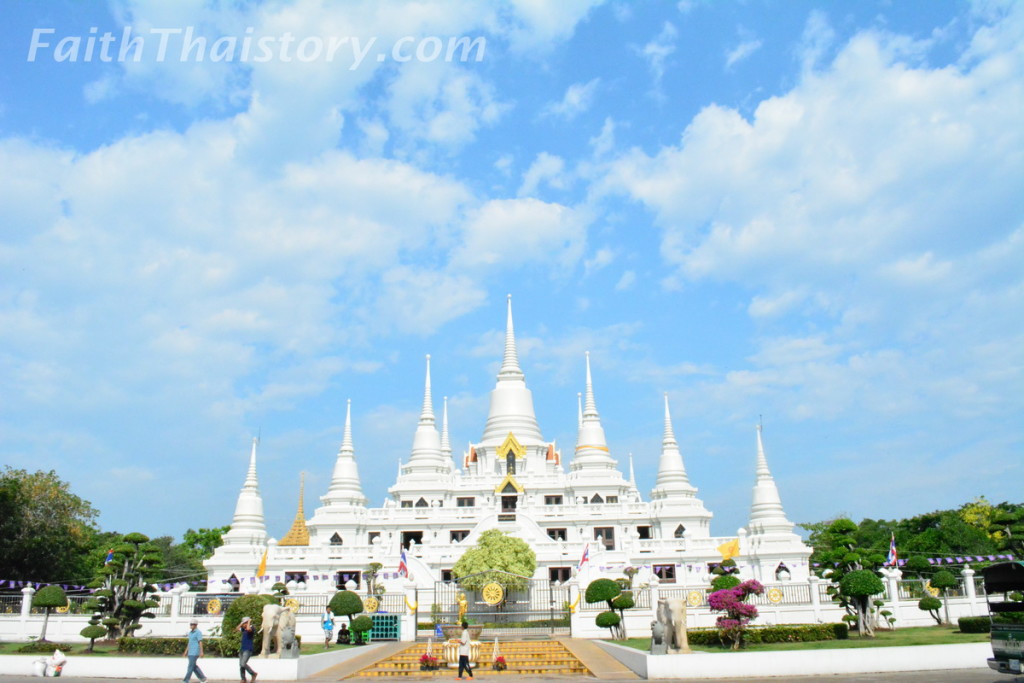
left=441, top=396, right=452, bottom=459
left=223, top=438, right=267, bottom=546
left=748, top=424, right=795, bottom=535
left=481, top=295, right=543, bottom=444
left=323, top=399, right=368, bottom=508
left=407, top=355, right=446, bottom=469
left=571, top=352, right=618, bottom=472
left=651, top=394, right=696, bottom=498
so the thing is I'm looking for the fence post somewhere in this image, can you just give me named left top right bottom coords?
left=21, top=585, right=34, bottom=618
left=882, top=567, right=902, bottom=629
left=807, top=575, right=821, bottom=622
left=962, top=565, right=977, bottom=617
left=568, top=582, right=581, bottom=636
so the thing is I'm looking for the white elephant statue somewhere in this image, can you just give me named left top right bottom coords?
left=259, top=604, right=285, bottom=657
left=656, top=597, right=690, bottom=654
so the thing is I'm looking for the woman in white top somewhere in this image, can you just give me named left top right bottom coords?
left=457, top=621, right=474, bottom=679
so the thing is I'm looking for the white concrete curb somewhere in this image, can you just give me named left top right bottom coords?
left=596, top=641, right=992, bottom=679
left=0, top=644, right=385, bottom=680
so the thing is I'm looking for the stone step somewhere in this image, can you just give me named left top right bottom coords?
left=351, top=639, right=591, bottom=679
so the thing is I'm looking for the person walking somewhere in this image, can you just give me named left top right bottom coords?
left=321, top=607, right=335, bottom=647
left=182, top=620, right=207, bottom=683
left=456, top=620, right=474, bottom=680
left=237, top=616, right=258, bottom=683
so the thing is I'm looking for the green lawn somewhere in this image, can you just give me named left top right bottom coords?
left=616, top=626, right=989, bottom=653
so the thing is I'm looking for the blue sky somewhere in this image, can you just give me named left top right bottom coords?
left=1, top=0, right=1021, bottom=545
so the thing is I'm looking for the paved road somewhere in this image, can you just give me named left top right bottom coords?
left=3, top=672, right=1022, bottom=683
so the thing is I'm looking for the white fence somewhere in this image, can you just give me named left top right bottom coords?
left=0, top=565, right=995, bottom=644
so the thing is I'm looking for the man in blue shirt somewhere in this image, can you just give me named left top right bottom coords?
left=183, top=620, right=207, bottom=683
left=238, top=616, right=258, bottom=682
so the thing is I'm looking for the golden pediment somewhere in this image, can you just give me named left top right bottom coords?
left=494, top=473, right=524, bottom=494
left=498, top=432, right=526, bottom=459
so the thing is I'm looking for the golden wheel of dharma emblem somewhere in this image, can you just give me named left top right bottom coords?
left=206, top=597, right=222, bottom=615
left=363, top=596, right=379, bottom=613
left=687, top=590, right=702, bottom=607
left=767, top=588, right=784, bottom=603
left=481, top=582, right=504, bottom=606
left=285, top=597, right=300, bottom=612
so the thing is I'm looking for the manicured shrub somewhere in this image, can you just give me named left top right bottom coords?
left=220, top=594, right=279, bottom=657
left=958, top=616, right=991, bottom=633
left=595, top=610, right=621, bottom=630
left=711, top=574, right=741, bottom=591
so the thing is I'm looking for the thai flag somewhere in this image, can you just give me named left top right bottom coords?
left=885, top=533, right=898, bottom=567
left=104, top=549, right=114, bottom=565
left=577, top=543, right=590, bottom=571
left=398, top=549, right=409, bottom=578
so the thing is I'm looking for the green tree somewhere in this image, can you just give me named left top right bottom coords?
left=86, top=532, right=163, bottom=638
left=809, top=518, right=886, bottom=637
left=451, top=529, right=537, bottom=592
left=220, top=594, right=279, bottom=656
left=0, top=468, right=98, bottom=583
left=839, top=570, right=885, bottom=637
left=918, top=595, right=943, bottom=625
left=585, top=578, right=625, bottom=639
left=329, top=590, right=365, bottom=626
left=32, top=585, right=67, bottom=642
left=931, top=569, right=959, bottom=625
left=989, top=504, right=1024, bottom=557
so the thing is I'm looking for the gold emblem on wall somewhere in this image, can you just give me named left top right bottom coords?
left=285, top=597, right=300, bottom=612
left=482, top=582, right=505, bottom=606
left=363, top=596, right=379, bottom=613
left=767, top=588, right=784, bottom=603
left=206, top=597, right=222, bottom=615
left=687, top=591, right=702, bottom=607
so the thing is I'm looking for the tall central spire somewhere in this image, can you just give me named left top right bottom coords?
left=498, top=294, right=524, bottom=381
left=481, top=295, right=543, bottom=444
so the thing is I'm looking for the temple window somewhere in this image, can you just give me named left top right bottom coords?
left=456, top=497, right=475, bottom=507
left=329, top=533, right=343, bottom=546
left=606, top=495, right=618, bottom=503
left=591, top=494, right=604, bottom=504
left=415, top=497, right=429, bottom=508
left=450, top=530, right=469, bottom=543
left=401, top=501, right=412, bottom=508
left=653, top=564, right=676, bottom=583
left=506, top=452, right=516, bottom=474
left=674, top=524, right=686, bottom=538
left=546, top=528, right=567, bottom=541
left=548, top=566, right=571, bottom=584
left=594, top=527, right=615, bottom=550
left=637, top=525, right=652, bottom=540
left=544, top=495, right=563, bottom=505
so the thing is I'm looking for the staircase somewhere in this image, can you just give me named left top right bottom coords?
left=350, top=639, right=591, bottom=678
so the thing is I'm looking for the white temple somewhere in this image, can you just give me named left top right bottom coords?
left=204, top=297, right=811, bottom=591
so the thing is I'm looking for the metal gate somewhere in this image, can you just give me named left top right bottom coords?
left=432, top=571, right=571, bottom=638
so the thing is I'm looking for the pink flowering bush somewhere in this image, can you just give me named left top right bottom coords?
left=707, top=579, right=765, bottom=649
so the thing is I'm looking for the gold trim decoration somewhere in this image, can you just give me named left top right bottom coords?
left=767, top=588, right=784, bottom=603
left=56, top=603, right=70, bottom=614
left=404, top=596, right=418, bottom=614
left=497, top=432, right=526, bottom=459
left=363, top=596, right=379, bottom=613
left=574, top=444, right=610, bottom=452
left=925, top=581, right=939, bottom=597
left=482, top=582, right=505, bottom=606
left=493, top=473, right=524, bottom=494
left=687, top=591, right=702, bottom=607
left=568, top=594, right=581, bottom=613
left=206, top=597, right=222, bottom=615
left=285, top=598, right=300, bottom=612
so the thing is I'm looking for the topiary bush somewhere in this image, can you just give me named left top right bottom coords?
left=958, top=616, right=991, bottom=633
left=220, top=594, right=279, bottom=656
left=330, top=590, right=365, bottom=625
left=711, top=574, right=741, bottom=591
left=351, top=615, right=373, bottom=644
left=32, top=585, right=68, bottom=642
left=595, top=610, right=621, bottom=632
left=918, top=596, right=942, bottom=625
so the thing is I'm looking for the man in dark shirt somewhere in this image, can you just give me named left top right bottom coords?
left=237, top=616, right=258, bottom=683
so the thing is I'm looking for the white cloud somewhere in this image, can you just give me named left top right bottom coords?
left=544, top=78, right=600, bottom=120
left=615, top=270, right=636, bottom=290
left=604, top=10, right=1024, bottom=425
left=518, top=152, right=567, bottom=196
left=452, top=198, right=589, bottom=270
left=725, top=38, right=763, bottom=69
left=638, top=22, right=678, bottom=88
left=589, top=117, right=616, bottom=157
